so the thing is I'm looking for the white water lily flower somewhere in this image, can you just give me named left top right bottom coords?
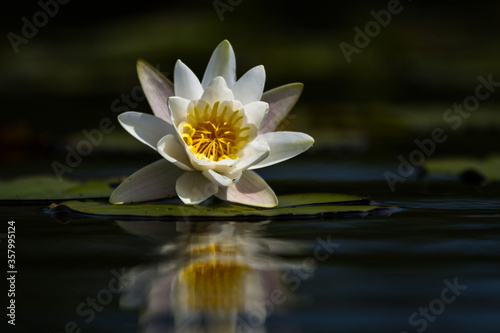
left=110, top=40, right=314, bottom=207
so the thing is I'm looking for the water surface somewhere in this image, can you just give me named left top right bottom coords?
left=4, top=160, right=499, bottom=333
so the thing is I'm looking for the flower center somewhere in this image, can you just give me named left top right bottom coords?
left=180, top=101, right=250, bottom=162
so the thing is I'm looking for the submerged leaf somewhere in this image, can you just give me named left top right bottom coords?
left=0, top=175, right=114, bottom=200
left=424, top=155, right=500, bottom=181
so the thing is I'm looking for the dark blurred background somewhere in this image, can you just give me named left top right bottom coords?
left=2, top=0, right=499, bottom=176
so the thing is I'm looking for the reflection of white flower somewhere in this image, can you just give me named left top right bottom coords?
left=118, top=221, right=298, bottom=332
left=110, top=40, right=314, bottom=207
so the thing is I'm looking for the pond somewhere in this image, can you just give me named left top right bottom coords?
left=4, top=158, right=499, bottom=333
left=3, top=1, right=500, bottom=332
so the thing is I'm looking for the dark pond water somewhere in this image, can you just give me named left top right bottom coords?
left=2, top=159, right=499, bottom=333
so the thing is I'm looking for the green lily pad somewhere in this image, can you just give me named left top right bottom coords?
left=424, top=155, right=500, bottom=181
left=0, top=175, right=114, bottom=200
left=47, top=193, right=397, bottom=222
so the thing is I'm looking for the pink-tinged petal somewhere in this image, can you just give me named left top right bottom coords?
left=168, top=96, right=191, bottom=127
left=232, top=65, right=266, bottom=105
left=260, top=83, right=303, bottom=134
left=110, top=159, right=184, bottom=204
left=202, top=169, right=241, bottom=187
left=157, top=134, right=193, bottom=171
left=173, top=60, right=203, bottom=100
left=118, top=112, right=175, bottom=150
left=249, top=131, right=314, bottom=170
left=137, top=59, right=175, bottom=123
left=200, top=76, right=234, bottom=105
left=176, top=171, right=218, bottom=205
left=201, top=40, right=236, bottom=89
left=216, top=170, right=278, bottom=207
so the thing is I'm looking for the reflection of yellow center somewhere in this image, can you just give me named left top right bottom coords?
left=180, top=101, right=250, bottom=162
left=179, top=243, right=249, bottom=311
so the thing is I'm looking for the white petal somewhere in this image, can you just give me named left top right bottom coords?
left=182, top=146, right=217, bottom=172
left=157, top=134, right=193, bottom=171
left=200, top=76, right=234, bottom=105
left=201, top=40, right=236, bottom=89
left=137, top=59, right=175, bottom=124
left=249, top=132, right=314, bottom=170
left=216, top=171, right=278, bottom=207
left=188, top=156, right=215, bottom=172
left=173, top=60, right=203, bottom=100
left=231, top=140, right=270, bottom=173
left=176, top=171, right=218, bottom=205
left=168, top=96, right=191, bottom=127
left=260, top=83, right=303, bottom=134
left=232, top=65, right=266, bottom=105
left=211, top=157, right=238, bottom=175
left=243, top=101, right=269, bottom=131
left=202, top=169, right=240, bottom=187
left=110, top=159, right=183, bottom=204
left=118, top=112, right=175, bottom=150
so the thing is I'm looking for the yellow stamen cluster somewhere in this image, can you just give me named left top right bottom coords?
left=180, top=101, right=250, bottom=162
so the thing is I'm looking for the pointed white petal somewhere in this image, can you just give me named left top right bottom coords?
left=202, top=169, right=240, bottom=187
left=202, top=40, right=236, bottom=89
left=137, top=59, right=175, bottom=124
left=118, top=112, right=174, bottom=150
left=260, top=83, right=303, bottom=134
left=109, top=159, right=183, bottom=204
left=249, top=132, right=314, bottom=170
left=176, top=171, right=218, bottom=205
left=167, top=96, right=191, bottom=127
left=200, top=76, right=234, bottom=105
left=243, top=101, right=269, bottom=131
left=157, top=134, right=193, bottom=171
left=232, top=65, right=266, bottom=105
left=173, top=60, right=203, bottom=100
left=231, top=139, right=270, bottom=173
left=216, top=171, right=278, bottom=207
